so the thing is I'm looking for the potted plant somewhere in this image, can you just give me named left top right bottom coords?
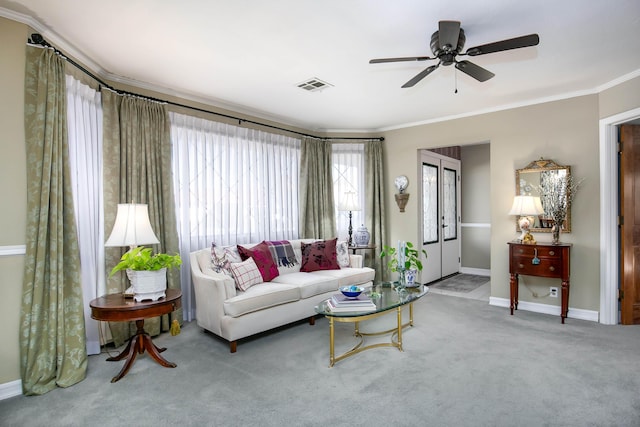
left=380, top=241, right=427, bottom=287
left=110, top=246, right=182, bottom=302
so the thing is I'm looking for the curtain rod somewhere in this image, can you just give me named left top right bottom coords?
left=28, top=34, right=384, bottom=142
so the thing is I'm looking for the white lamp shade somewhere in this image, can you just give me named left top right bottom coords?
left=508, top=196, right=544, bottom=216
left=338, top=191, right=360, bottom=212
left=105, top=203, right=160, bottom=247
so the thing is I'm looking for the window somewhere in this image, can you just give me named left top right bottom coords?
left=65, top=75, right=104, bottom=354
left=170, top=112, right=301, bottom=250
left=332, top=143, right=365, bottom=242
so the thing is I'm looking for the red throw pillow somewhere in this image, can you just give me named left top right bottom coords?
left=300, top=238, right=340, bottom=272
left=238, top=242, right=279, bottom=282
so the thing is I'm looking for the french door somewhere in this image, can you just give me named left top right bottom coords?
left=420, top=151, right=461, bottom=283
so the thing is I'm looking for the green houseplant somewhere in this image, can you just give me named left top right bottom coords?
left=110, top=246, right=182, bottom=275
left=380, top=242, right=427, bottom=286
left=110, top=246, right=182, bottom=302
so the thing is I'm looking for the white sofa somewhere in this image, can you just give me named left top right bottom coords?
left=190, top=239, right=376, bottom=352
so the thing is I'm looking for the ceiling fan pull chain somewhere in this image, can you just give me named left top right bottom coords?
left=454, top=67, right=458, bottom=94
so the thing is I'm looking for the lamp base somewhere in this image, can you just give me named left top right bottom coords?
left=518, top=216, right=536, bottom=244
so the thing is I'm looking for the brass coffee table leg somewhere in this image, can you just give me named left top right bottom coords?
left=396, top=307, right=403, bottom=351
left=409, top=302, right=414, bottom=326
left=329, top=317, right=335, bottom=367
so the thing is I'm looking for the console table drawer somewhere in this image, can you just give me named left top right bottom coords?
left=511, top=256, right=561, bottom=278
left=512, top=245, right=560, bottom=258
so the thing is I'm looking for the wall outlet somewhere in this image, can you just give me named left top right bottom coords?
left=550, top=287, right=558, bottom=298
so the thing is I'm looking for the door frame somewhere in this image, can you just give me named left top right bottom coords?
left=599, top=106, right=640, bottom=324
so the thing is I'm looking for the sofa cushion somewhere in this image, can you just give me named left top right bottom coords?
left=271, top=272, right=340, bottom=299
left=197, top=249, right=223, bottom=278
left=238, top=241, right=279, bottom=282
left=300, top=238, right=340, bottom=272
left=223, top=283, right=300, bottom=317
left=312, top=267, right=376, bottom=288
left=229, top=258, right=263, bottom=291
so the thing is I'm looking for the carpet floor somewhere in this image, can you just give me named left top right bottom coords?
left=2, top=292, right=640, bottom=426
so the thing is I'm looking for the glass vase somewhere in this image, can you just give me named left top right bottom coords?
left=397, top=268, right=407, bottom=288
left=551, top=224, right=561, bottom=245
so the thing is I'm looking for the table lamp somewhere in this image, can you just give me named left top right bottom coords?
left=338, top=191, right=360, bottom=246
left=508, top=195, right=544, bottom=244
left=105, top=203, right=160, bottom=296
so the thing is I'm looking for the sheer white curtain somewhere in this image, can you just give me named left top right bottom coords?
left=65, top=75, right=104, bottom=355
left=332, top=143, right=365, bottom=241
left=170, top=112, right=301, bottom=319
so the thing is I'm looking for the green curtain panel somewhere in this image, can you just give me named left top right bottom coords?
left=365, top=140, right=386, bottom=280
left=299, top=137, right=336, bottom=239
left=102, top=89, right=181, bottom=346
left=20, top=46, right=87, bottom=395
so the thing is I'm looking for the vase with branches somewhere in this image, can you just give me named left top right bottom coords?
left=538, top=172, right=583, bottom=244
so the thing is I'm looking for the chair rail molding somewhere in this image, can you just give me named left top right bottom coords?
left=0, top=245, right=26, bottom=256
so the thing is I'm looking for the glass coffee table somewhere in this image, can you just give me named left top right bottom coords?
left=315, top=283, right=428, bottom=367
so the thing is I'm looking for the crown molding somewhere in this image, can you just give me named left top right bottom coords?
left=0, top=7, right=107, bottom=80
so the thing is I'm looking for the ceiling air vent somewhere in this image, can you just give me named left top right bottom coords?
left=297, top=77, right=333, bottom=92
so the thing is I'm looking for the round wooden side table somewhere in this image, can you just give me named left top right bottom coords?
left=90, top=288, right=182, bottom=382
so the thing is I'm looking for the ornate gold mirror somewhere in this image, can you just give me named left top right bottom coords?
left=515, top=159, right=572, bottom=233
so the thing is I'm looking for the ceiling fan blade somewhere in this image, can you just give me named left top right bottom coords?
left=369, top=56, right=433, bottom=64
left=438, top=21, right=461, bottom=51
left=401, top=64, right=439, bottom=88
left=464, top=34, right=539, bottom=56
left=455, top=60, right=495, bottom=82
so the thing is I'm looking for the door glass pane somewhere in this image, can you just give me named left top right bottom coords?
left=422, top=163, right=438, bottom=244
left=443, top=167, right=457, bottom=241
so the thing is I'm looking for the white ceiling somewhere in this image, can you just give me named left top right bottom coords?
left=3, top=0, right=640, bottom=132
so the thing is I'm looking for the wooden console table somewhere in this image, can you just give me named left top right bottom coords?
left=508, top=242, right=572, bottom=323
left=90, top=288, right=182, bottom=382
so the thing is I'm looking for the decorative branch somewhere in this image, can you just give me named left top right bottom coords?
left=538, top=172, right=584, bottom=227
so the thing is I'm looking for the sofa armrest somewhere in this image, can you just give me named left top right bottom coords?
left=349, top=254, right=363, bottom=268
left=190, top=251, right=236, bottom=336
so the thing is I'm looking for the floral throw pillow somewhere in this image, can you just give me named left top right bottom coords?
left=336, top=240, right=350, bottom=268
left=300, top=238, right=340, bottom=272
left=238, top=241, right=280, bottom=282
left=211, top=243, right=242, bottom=277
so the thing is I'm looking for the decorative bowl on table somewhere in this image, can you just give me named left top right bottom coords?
left=340, top=285, right=364, bottom=299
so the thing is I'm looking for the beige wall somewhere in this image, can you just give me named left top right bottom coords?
left=2, top=12, right=640, bottom=387
left=0, top=17, right=28, bottom=384
left=599, top=75, right=640, bottom=119
left=461, top=144, right=491, bottom=270
left=382, top=95, right=603, bottom=309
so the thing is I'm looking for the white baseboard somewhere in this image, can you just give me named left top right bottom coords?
left=489, top=297, right=599, bottom=322
left=460, top=267, right=490, bottom=277
left=0, top=380, right=22, bottom=400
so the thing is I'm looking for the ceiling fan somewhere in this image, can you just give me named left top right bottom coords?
left=369, top=20, right=539, bottom=88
